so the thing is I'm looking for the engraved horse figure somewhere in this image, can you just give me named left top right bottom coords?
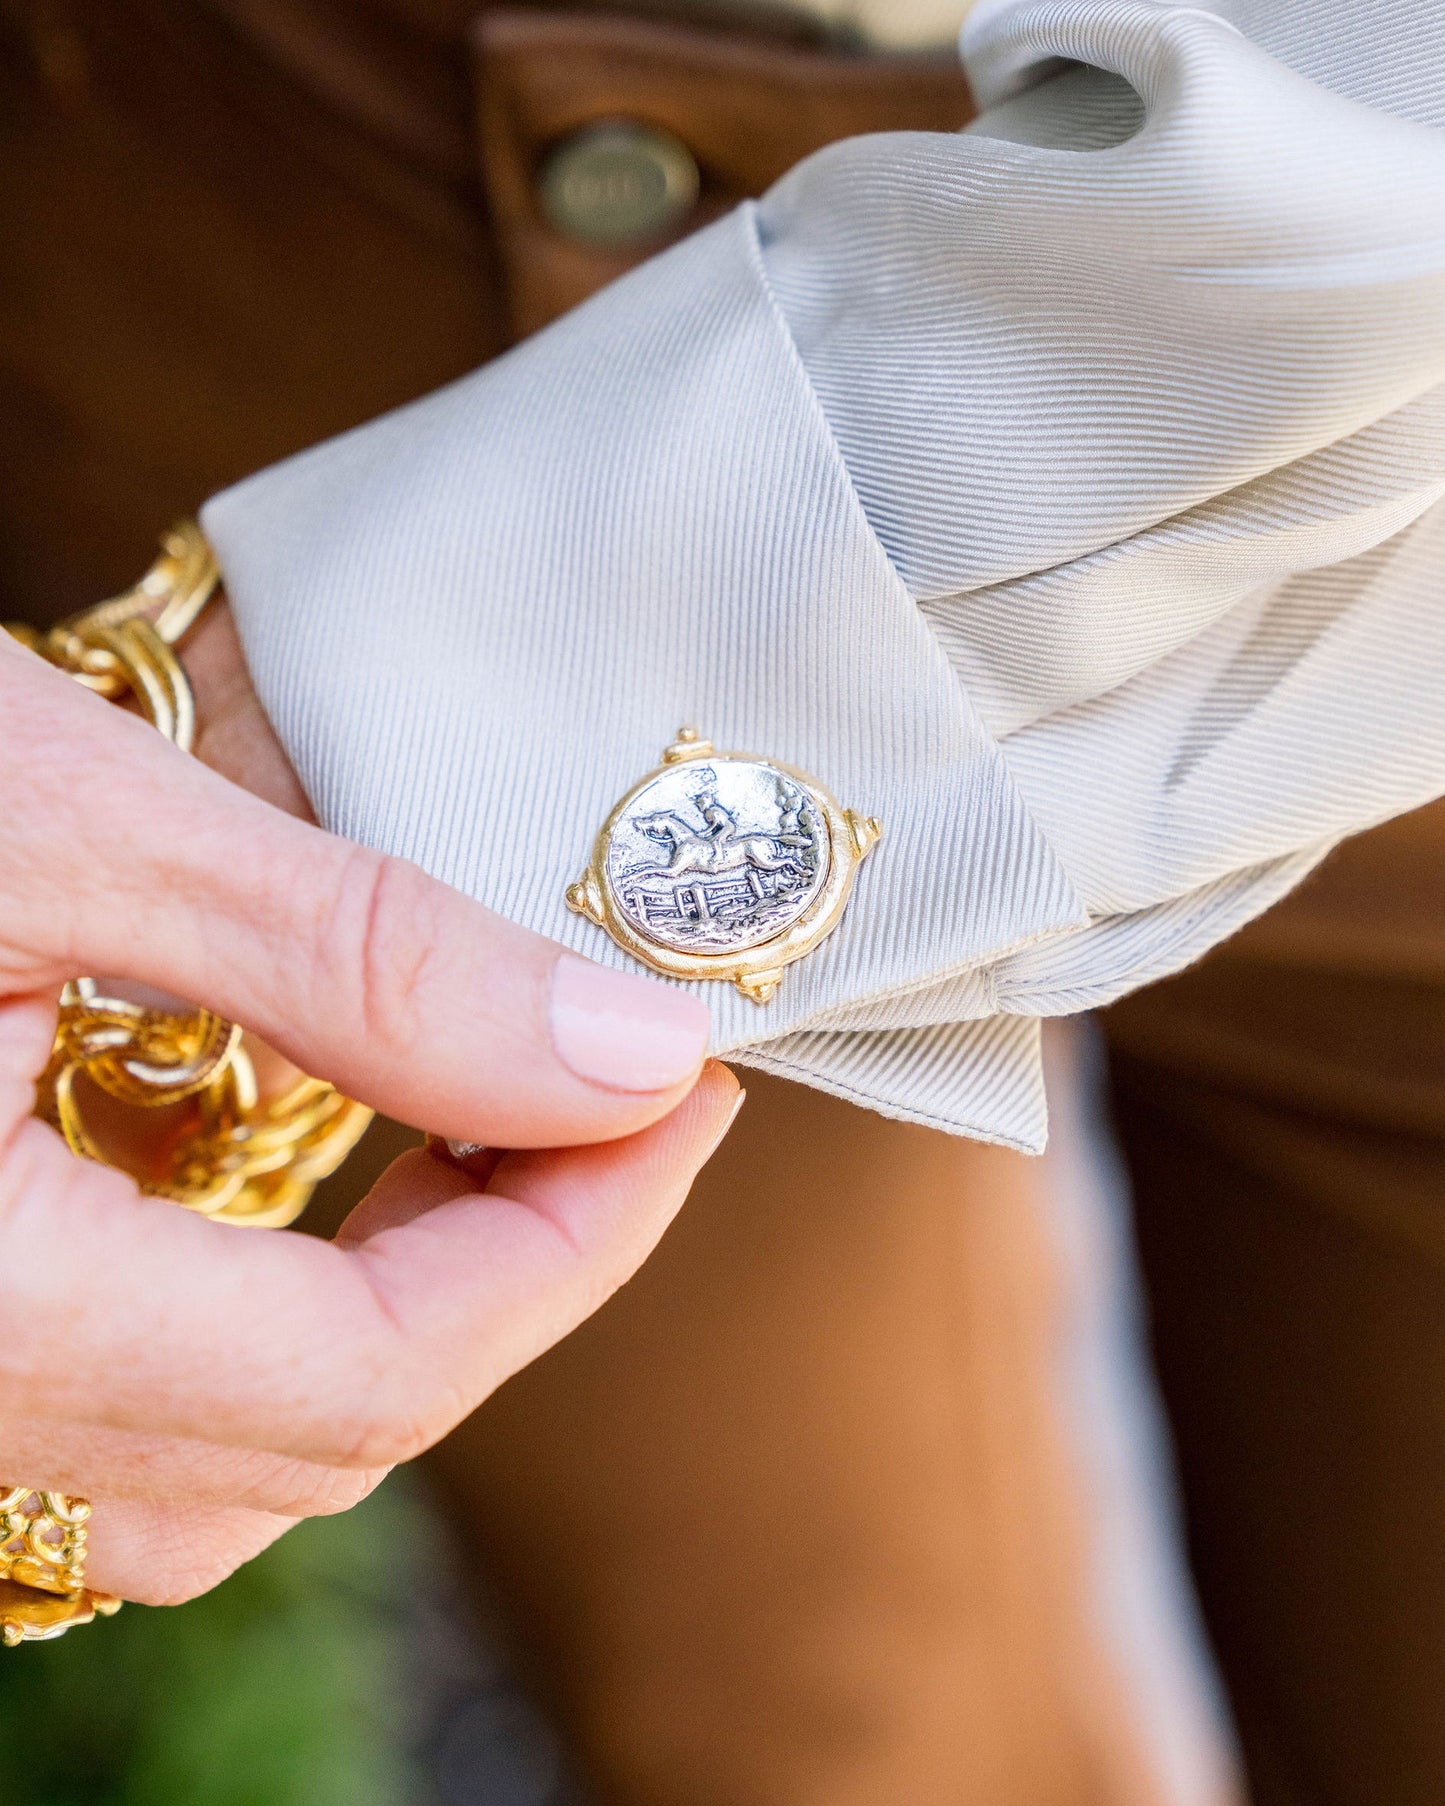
left=633, top=809, right=802, bottom=884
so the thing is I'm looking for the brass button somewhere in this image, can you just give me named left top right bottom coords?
left=538, top=121, right=700, bottom=249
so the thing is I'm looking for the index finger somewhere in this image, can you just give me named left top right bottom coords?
left=3, top=646, right=710, bottom=1148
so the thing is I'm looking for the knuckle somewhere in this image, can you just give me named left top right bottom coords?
left=202, top=1447, right=385, bottom=1519
left=0, top=649, right=147, bottom=981
left=325, top=1365, right=476, bottom=1471
left=331, top=1406, right=434, bottom=1473
left=329, top=850, right=443, bottom=1059
left=269, top=1463, right=385, bottom=1519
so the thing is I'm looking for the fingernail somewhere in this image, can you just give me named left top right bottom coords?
left=550, top=953, right=710, bottom=1092
left=426, top=1134, right=498, bottom=1184
left=702, top=1085, right=746, bottom=1165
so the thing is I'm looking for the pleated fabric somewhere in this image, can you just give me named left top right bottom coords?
left=207, top=0, right=1445, bottom=1149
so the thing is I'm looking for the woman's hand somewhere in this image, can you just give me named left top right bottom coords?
left=0, top=620, right=736, bottom=1605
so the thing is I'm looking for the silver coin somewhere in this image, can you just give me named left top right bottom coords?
left=604, top=758, right=831, bottom=956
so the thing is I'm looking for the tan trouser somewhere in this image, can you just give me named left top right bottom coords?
left=1105, top=801, right=1445, bottom=1806
left=430, top=1061, right=1178, bottom=1805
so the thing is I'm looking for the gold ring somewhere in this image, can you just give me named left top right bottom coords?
left=0, top=1489, right=120, bottom=1646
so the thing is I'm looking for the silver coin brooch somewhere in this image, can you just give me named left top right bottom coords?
left=566, top=727, right=882, bottom=1004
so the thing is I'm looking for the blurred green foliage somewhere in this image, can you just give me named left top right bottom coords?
left=0, top=1480, right=418, bottom=1806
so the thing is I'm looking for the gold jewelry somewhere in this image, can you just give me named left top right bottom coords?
left=567, top=727, right=881, bottom=1004
left=0, top=1490, right=120, bottom=1645
left=10, top=521, right=373, bottom=1223
left=1, top=523, right=375, bottom=1639
left=6, top=517, right=217, bottom=747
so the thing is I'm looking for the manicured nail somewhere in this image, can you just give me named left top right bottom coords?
left=702, top=1085, right=747, bottom=1165
left=549, top=953, right=710, bottom=1092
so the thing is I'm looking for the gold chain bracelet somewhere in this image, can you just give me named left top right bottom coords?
left=0, top=523, right=374, bottom=1642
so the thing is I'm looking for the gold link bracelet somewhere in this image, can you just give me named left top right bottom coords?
left=0, top=523, right=373, bottom=1642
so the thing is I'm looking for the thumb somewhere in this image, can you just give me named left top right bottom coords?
left=0, top=637, right=710, bottom=1146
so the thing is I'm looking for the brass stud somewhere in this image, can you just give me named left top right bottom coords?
left=539, top=122, right=700, bottom=249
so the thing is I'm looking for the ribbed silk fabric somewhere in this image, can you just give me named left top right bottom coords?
left=206, top=0, right=1445, bottom=1150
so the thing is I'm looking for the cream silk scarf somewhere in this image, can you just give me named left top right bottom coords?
left=207, top=0, right=1445, bottom=1146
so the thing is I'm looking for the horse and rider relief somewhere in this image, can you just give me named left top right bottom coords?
left=606, top=761, right=830, bottom=955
